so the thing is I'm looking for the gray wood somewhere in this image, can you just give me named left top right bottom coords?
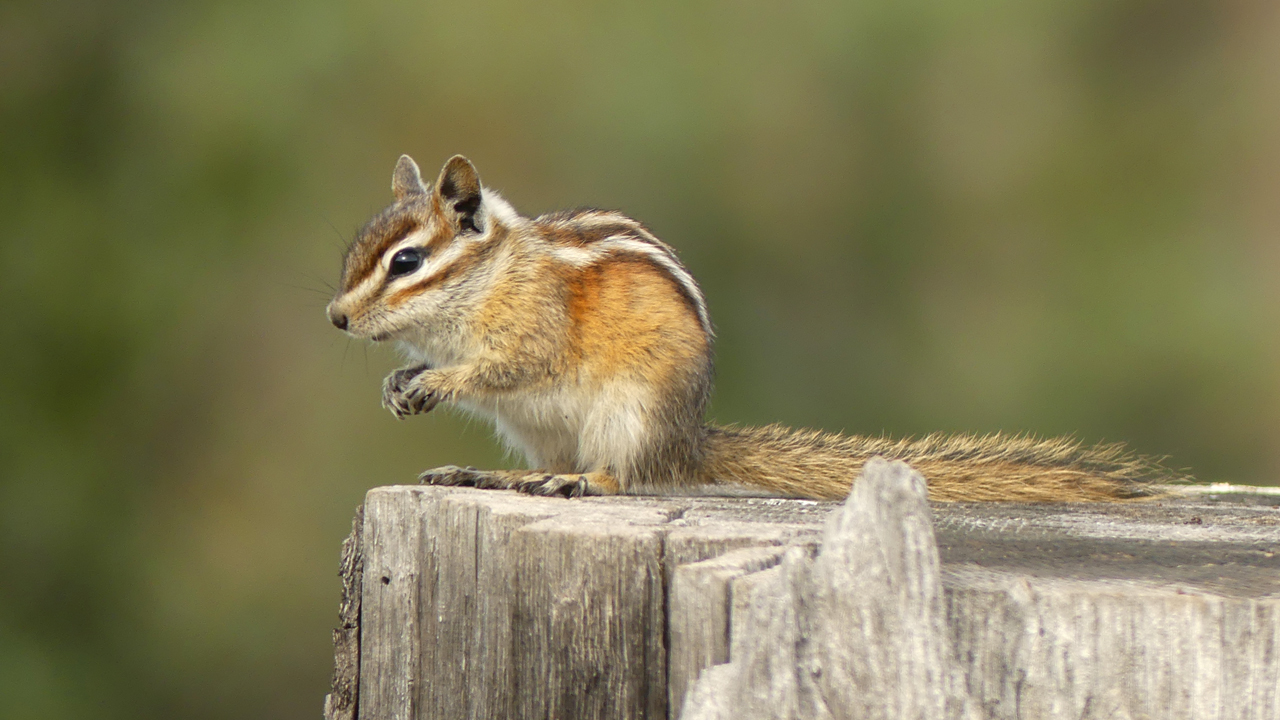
left=358, top=488, right=428, bottom=720
left=510, top=514, right=667, bottom=719
left=930, top=498, right=1280, bottom=719
left=943, top=567, right=1280, bottom=720
left=337, top=473, right=1280, bottom=720
left=682, top=458, right=972, bottom=720
left=324, top=506, right=363, bottom=720
left=357, top=486, right=695, bottom=720
left=668, top=545, right=787, bottom=714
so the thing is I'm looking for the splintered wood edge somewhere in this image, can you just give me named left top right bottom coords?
left=325, top=504, right=364, bottom=720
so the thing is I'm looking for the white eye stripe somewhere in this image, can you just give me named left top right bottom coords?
left=383, top=230, right=431, bottom=271
left=381, top=233, right=471, bottom=286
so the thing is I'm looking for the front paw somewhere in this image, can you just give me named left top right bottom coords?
left=381, top=365, right=439, bottom=419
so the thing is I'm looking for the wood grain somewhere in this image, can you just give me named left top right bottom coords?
left=335, top=471, right=1280, bottom=720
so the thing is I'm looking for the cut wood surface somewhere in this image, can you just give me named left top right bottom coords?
left=324, top=466, right=1280, bottom=720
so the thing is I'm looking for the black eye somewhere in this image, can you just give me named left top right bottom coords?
left=389, top=247, right=424, bottom=277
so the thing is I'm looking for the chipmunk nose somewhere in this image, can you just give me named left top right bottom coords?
left=327, top=305, right=349, bottom=331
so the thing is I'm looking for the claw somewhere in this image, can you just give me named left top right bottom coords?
left=516, top=474, right=589, bottom=498
left=408, top=389, right=439, bottom=415
left=420, top=468, right=590, bottom=498
left=419, top=465, right=510, bottom=489
left=382, top=364, right=436, bottom=418
left=419, top=465, right=484, bottom=486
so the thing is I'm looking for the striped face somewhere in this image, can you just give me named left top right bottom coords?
left=326, top=155, right=512, bottom=344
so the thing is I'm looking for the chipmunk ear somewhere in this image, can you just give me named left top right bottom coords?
left=392, top=155, right=427, bottom=201
left=434, top=155, right=484, bottom=234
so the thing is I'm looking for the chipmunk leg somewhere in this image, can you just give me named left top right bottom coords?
left=418, top=466, right=620, bottom=498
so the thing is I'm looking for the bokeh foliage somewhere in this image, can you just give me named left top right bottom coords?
left=1, top=0, right=1277, bottom=717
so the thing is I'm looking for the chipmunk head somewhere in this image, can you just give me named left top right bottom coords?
left=327, top=154, right=516, bottom=345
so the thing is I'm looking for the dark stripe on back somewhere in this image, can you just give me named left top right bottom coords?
left=541, top=221, right=637, bottom=247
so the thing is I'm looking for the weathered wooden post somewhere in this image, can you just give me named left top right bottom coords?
left=325, top=462, right=1280, bottom=720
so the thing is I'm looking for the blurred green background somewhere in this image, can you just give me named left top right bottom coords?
left=1, top=0, right=1277, bottom=717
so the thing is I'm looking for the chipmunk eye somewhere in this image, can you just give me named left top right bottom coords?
left=388, top=247, right=424, bottom=277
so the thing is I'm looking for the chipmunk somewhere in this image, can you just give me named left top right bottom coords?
left=326, top=154, right=1176, bottom=501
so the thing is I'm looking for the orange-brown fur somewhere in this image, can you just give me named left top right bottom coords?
left=567, top=257, right=708, bottom=382
left=328, top=154, right=1182, bottom=501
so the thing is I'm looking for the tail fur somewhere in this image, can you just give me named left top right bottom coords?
left=697, top=423, right=1179, bottom=502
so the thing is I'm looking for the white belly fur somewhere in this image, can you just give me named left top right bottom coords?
left=455, top=380, right=653, bottom=484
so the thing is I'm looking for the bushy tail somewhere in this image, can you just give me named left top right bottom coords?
left=697, top=424, right=1180, bottom=502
